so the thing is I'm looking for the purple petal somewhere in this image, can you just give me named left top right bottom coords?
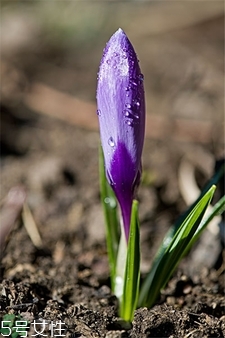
left=108, top=141, right=136, bottom=240
left=97, top=28, right=145, bottom=241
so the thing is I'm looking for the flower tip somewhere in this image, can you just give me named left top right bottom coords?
left=112, top=28, right=126, bottom=40
left=117, top=27, right=124, bottom=34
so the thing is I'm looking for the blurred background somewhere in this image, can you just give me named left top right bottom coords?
left=1, top=1, right=224, bottom=145
left=0, top=2, right=224, bottom=263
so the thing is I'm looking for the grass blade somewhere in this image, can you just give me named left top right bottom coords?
left=139, top=185, right=216, bottom=308
left=183, top=195, right=225, bottom=257
left=120, top=200, right=140, bottom=322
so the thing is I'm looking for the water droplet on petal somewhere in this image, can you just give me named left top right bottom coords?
left=108, top=137, right=115, bottom=147
left=138, top=73, right=144, bottom=81
left=131, top=79, right=138, bottom=87
left=123, top=107, right=139, bottom=120
left=126, top=120, right=133, bottom=127
left=113, top=52, right=118, bottom=57
left=132, top=113, right=139, bottom=119
left=133, top=99, right=140, bottom=107
left=96, top=109, right=101, bottom=116
left=125, top=103, right=131, bottom=109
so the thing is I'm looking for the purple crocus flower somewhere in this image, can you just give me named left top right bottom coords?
left=97, top=28, right=145, bottom=241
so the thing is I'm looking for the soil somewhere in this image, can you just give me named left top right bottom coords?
left=0, top=3, right=225, bottom=338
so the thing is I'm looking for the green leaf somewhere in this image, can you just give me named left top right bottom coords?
left=139, top=185, right=216, bottom=308
left=177, top=164, right=224, bottom=234
left=120, top=200, right=140, bottom=322
left=99, top=146, right=120, bottom=291
left=138, top=165, right=225, bottom=308
left=183, top=195, right=225, bottom=257
left=160, top=163, right=225, bottom=256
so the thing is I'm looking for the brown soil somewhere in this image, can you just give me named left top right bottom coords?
left=1, top=113, right=224, bottom=337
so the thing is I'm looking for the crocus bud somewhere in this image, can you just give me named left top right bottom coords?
left=97, top=28, right=145, bottom=241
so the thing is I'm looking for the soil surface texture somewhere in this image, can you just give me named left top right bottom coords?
left=1, top=3, right=224, bottom=338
